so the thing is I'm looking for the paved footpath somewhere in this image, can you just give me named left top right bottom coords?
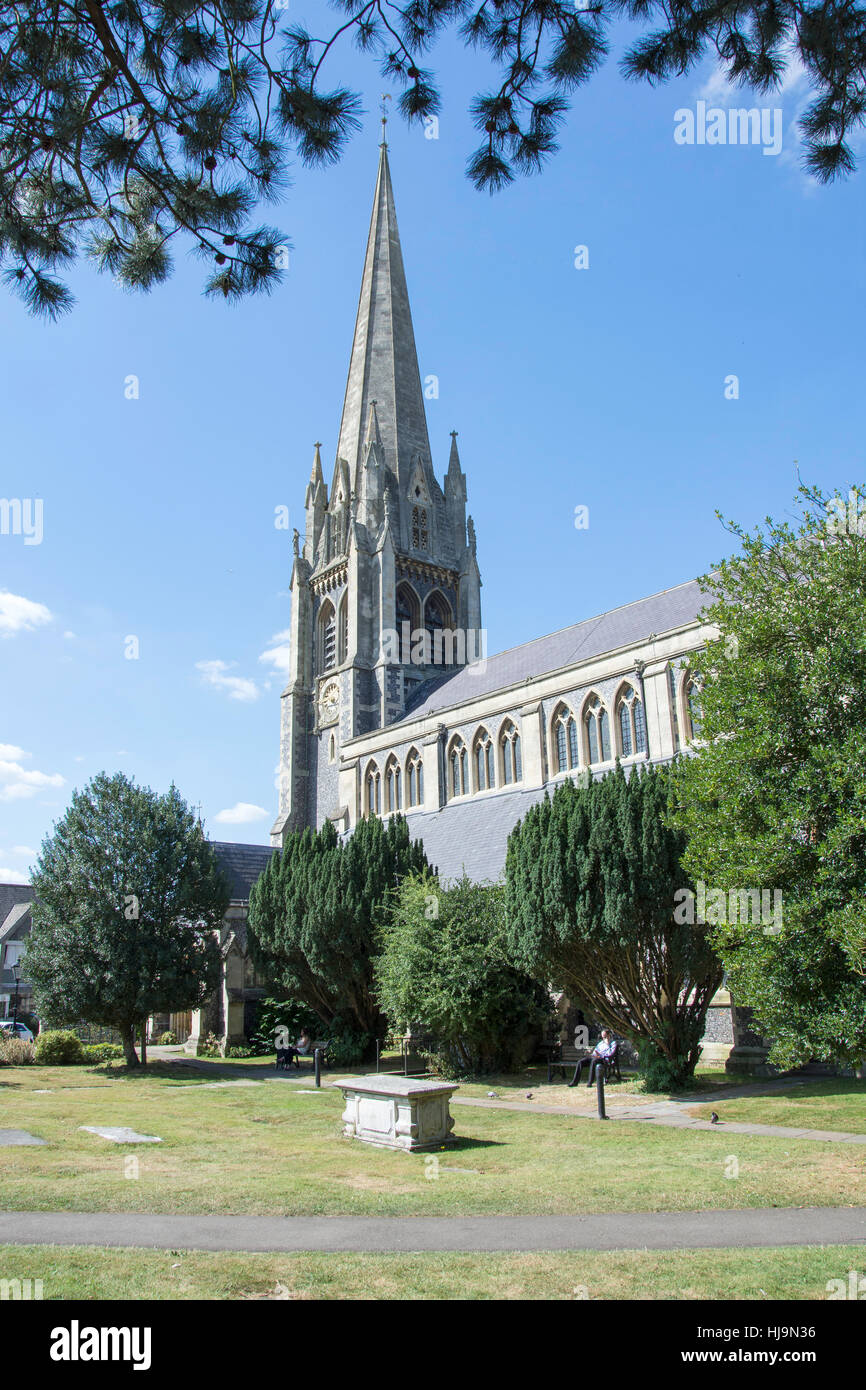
left=1, top=1208, right=865, bottom=1253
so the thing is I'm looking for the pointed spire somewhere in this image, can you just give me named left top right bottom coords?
left=310, top=441, right=324, bottom=485
left=335, top=144, right=432, bottom=494
left=447, top=430, right=461, bottom=474
left=364, top=400, right=382, bottom=450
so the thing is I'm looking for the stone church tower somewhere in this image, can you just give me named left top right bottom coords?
left=271, top=140, right=483, bottom=844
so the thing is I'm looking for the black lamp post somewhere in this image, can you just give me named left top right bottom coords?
left=11, top=962, right=21, bottom=1028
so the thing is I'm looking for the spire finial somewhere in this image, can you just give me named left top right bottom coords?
left=380, top=93, right=391, bottom=146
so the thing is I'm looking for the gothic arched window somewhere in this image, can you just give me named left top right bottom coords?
left=448, top=736, right=468, bottom=798
left=617, top=683, right=647, bottom=757
left=424, top=591, right=452, bottom=665
left=396, top=583, right=420, bottom=663
left=364, top=761, right=381, bottom=817
left=319, top=599, right=336, bottom=673
left=473, top=728, right=495, bottom=792
left=500, top=720, right=522, bottom=785
left=669, top=664, right=681, bottom=752
left=584, top=694, right=611, bottom=766
left=552, top=704, right=579, bottom=774
left=385, top=756, right=401, bottom=813
left=685, top=671, right=704, bottom=740
left=406, top=748, right=424, bottom=807
left=338, top=592, right=348, bottom=665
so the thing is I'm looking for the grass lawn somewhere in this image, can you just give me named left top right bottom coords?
left=691, top=1081, right=866, bottom=1133
left=1, top=1062, right=864, bottom=1217
left=0, top=1241, right=862, bottom=1300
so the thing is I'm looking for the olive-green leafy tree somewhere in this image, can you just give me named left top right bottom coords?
left=26, top=771, right=227, bottom=1066
left=671, top=482, right=866, bottom=1069
left=375, top=873, right=551, bottom=1075
left=3, top=1, right=863, bottom=316
left=504, top=763, right=723, bottom=1089
left=247, top=812, right=429, bottom=1057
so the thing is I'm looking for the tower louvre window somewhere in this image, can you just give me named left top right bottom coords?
left=319, top=600, right=337, bottom=673
left=338, top=593, right=348, bottom=664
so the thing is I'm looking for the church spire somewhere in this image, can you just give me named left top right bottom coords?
left=334, top=143, right=431, bottom=496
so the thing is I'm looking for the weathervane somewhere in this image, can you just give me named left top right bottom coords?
left=380, top=93, right=391, bottom=145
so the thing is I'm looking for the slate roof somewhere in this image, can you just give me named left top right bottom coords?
left=404, top=786, right=550, bottom=884
left=400, top=578, right=709, bottom=724
left=212, top=841, right=275, bottom=902
left=0, top=884, right=34, bottom=942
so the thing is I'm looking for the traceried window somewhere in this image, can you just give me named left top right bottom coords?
left=406, top=748, right=424, bottom=807
left=385, top=756, right=402, bottom=813
left=553, top=704, right=579, bottom=774
left=685, top=672, right=704, bottom=739
left=584, top=695, right=611, bottom=766
left=411, top=505, right=428, bottom=550
left=617, top=684, right=647, bottom=757
left=500, top=720, right=522, bottom=785
left=365, top=762, right=381, bottom=817
left=669, top=664, right=681, bottom=751
left=319, top=599, right=336, bottom=672
left=473, top=728, right=495, bottom=791
left=449, top=737, right=468, bottom=798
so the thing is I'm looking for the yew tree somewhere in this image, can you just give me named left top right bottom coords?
left=504, top=762, right=722, bottom=1089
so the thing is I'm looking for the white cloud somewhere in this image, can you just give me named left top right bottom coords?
left=0, top=590, right=52, bottom=637
left=0, top=845, right=37, bottom=858
left=196, top=659, right=260, bottom=703
left=259, top=629, right=292, bottom=675
left=63, top=630, right=77, bottom=640
left=214, top=802, right=269, bottom=825
left=0, top=747, right=65, bottom=802
left=0, top=867, right=29, bottom=885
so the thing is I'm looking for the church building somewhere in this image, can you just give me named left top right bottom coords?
left=190, top=137, right=755, bottom=1066
left=269, top=138, right=711, bottom=887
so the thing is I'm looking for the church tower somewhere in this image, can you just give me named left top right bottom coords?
left=271, top=138, right=483, bottom=844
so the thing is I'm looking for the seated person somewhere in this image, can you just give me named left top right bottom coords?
left=294, top=1028, right=312, bottom=1065
left=568, top=1028, right=616, bottom=1087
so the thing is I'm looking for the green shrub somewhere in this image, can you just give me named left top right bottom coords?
left=0, top=1034, right=35, bottom=1066
left=158, top=1030, right=178, bottom=1045
left=248, top=997, right=321, bottom=1056
left=196, top=1031, right=223, bottom=1057
left=225, top=1044, right=254, bottom=1058
left=82, top=1043, right=124, bottom=1063
left=35, top=1029, right=86, bottom=1065
left=325, top=1023, right=370, bottom=1068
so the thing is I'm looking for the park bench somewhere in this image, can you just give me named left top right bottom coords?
left=275, top=1039, right=331, bottom=1072
left=544, top=1039, right=622, bottom=1085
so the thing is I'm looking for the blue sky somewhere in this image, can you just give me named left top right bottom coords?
left=2, top=21, right=864, bottom=879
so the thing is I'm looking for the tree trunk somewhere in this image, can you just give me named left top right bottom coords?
left=140, top=1020, right=147, bottom=1067
left=122, top=1022, right=140, bottom=1067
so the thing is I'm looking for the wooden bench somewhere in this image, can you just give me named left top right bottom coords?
left=544, top=1040, right=622, bottom=1085
left=275, top=1039, right=331, bottom=1072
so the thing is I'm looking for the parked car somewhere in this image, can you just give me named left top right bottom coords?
left=0, top=1019, right=35, bottom=1043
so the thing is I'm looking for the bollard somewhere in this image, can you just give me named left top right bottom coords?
left=314, top=1046, right=322, bottom=1089
left=596, top=1065, right=607, bottom=1119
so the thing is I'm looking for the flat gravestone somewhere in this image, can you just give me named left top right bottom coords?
left=80, top=1126, right=162, bottom=1144
left=0, top=1129, right=47, bottom=1146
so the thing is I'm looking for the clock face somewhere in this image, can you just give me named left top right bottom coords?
left=319, top=682, right=340, bottom=726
